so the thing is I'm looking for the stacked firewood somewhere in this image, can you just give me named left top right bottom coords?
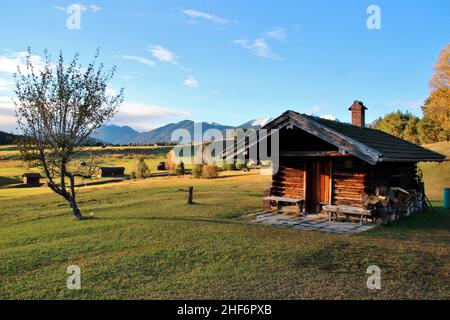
left=362, top=186, right=425, bottom=224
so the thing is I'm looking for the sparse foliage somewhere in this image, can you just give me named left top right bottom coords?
left=201, top=164, right=219, bottom=179
left=134, top=157, right=149, bottom=179
left=176, top=161, right=185, bottom=175
left=192, top=164, right=203, bottom=178
left=429, top=44, right=450, bottom=92
left=236, top=162, right=248, bottom=170
left=14, top=48, right=124, bottom=219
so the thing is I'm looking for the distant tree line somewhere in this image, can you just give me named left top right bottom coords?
left=0, top=131, right=20, bottom=145
left=373, top=45, right=449, bottom=145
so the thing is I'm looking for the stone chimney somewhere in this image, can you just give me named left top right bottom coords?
left=349, top=101, right=367, bottom=128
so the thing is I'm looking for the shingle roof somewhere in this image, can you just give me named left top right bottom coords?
left=302, top=114, right=445, bottom=161
left=22, top=173, right=42, bottom=178
left=259, top=110, right=446, bottom=164
left=99, top=167, right=125, bottom=171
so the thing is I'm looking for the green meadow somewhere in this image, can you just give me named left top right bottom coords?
left=0, top=143, right=449, bottom=299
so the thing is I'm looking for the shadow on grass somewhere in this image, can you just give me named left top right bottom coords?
left=0, top=176, right=21, bottom=187
left=216, top=173, right=259, bottom=179
left=93, top=215, right=246, bottom=226
left=360, top=203, right=450, bottom=243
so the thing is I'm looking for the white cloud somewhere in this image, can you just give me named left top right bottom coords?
left=0, top=96, right=13, bottom=107
left=117, top=55, right=155, bottom=67
left=183, top=76, right=198, bottom=88
left=148, top=45, right=190, bottom=71
left=149, top=45, right=178, bottom=65
left=234, top=38, right=278, bottom=59
left=52, top=4, right=101, bottom=13
left=0, top=51, right=46, bottom=74
left=0, top=96, right=15, bottom=132
left=235, top=27, right=288, bottom=59
left=321, top=114, right=337, bottom=121
left=0, top=79, right=13, bottom=92
left=121, top=72, right=144, bottom=81
left=52, top=5, right=67, bottom=11
left=384, top=99, right=424, bottom=110
left=182, top=9, right=229, bottom=24
left=89, top=4, right=101, bottom=12
left=264, top=27, right=287, bottom=42
left=308, top=105, right=323, bottom=114
left=113, top=102, right=190, bottom=131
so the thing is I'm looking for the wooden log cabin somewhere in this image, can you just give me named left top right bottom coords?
left=226, top=101, right=446, bottom=221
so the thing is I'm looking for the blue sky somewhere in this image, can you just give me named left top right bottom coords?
left=0, top=0, right=449, bottom=132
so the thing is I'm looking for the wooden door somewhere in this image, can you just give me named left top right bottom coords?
left=306, top=158, right=331, bottom=213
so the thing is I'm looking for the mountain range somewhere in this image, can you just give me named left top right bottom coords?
left=92, top=117, right=273, bottom=145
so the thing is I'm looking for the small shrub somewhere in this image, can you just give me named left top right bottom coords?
left=236, top=162, right=247, bottom=170
left=193, top=164, right=203, bottom=178
left=134, top=157, right=149, bottom=179
left=202, top=164, right=219, bottom=179
left=221, top=161, right=228, bottom=171
left=130, top=171, right=137, bottom=179
left=222, top=160, right=236, bottom=171
left=176, top=161, right=185, bottom=175
left=193, top=164, right=203, bottom=177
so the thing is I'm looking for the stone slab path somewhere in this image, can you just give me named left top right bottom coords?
left=251, top=212, right=376, bottom=235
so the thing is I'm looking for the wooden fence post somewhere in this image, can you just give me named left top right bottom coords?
left=187, top=186, right=194, bottom=204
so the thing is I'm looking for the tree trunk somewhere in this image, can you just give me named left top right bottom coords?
left=69, top=198, right=83, bottom=220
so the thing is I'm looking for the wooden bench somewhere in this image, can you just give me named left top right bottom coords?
left=264, top=196, right=305, bottom=215
left=322, top=205, right=373, bottom=225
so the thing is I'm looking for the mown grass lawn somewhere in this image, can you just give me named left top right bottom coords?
left=0, top=172, right=448, bottom=300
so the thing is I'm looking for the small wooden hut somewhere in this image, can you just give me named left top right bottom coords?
left=98, top=167, right=125, bottom=177
left=22, top=173, right=43, bottom=186
left=225, top=101, right=447, bottom=222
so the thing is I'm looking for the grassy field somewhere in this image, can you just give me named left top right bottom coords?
left=420, top=141, right=450, bottom=200
left=0, top=143, right=449, bottom=299
left=0, top=172, right=449, bottom=299
left=0, top=145, right=170, bottom=188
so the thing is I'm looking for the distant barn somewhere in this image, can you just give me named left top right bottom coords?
left=98, top=167, right=125, bottom=177
left=224, top=101, right=447, bottom=223
left=22, top=173, right=43, bottom=186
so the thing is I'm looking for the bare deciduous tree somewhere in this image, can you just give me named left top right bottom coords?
left=14, top=49, right=124, bottom=220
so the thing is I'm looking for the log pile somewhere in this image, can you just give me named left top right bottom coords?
left=362, top=186, right=425, bottom=224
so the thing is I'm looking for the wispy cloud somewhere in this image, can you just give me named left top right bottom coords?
left=149, top=45, right=178, bottom=65
left=148, top=45, right=190, bottom=71
left=235, top=27, right=287, bottom=59
left=89, top=4, right=101, bottom=12
left=114, top=102, right=190, bottom=131
left=117, top=55, right=155, bottom=67
left=0, top=96, right=16, bottom=132
left=264, top=27, right=287, bottom=42
left=121, top=72, right=144, bottom=81
left=384, top=99, right=424, bottom=110
left=0, top=79, right=13, bottom=92
left=234, top=38, right=278, bottom=59
left=52, top=3, right=100, bottom=13
left=183, top=76, right=198, bottom=88
left=52, top=5, right=67, bottom=11
left=0, top=51, right=46, bottom=74
left=308, top=105, right=323, bottom=114
left=182, top=9, right=229, bottom=24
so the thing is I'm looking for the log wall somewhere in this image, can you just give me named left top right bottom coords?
left=271, top=160, right=305, bottom=199
left=331, top=157, right=368, bottom=208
